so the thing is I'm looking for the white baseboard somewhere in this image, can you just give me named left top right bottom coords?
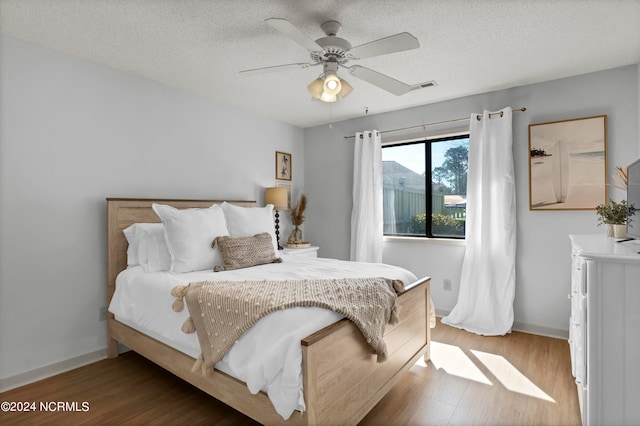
left=512, top=321, right=568, bottom=340
left=0, top=344, right=131, bottom=393
left=0, top=349, right=107, bottom=393
left=435, top=309, right=569, bottom=340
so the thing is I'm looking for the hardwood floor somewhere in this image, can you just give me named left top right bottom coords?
left=361, top=319, right=580, bottom=426
left=0, top=319, right=581, bottom=425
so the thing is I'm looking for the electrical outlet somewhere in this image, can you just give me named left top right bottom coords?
left=99, top=306, right=107, bottom=321
left=443, top=279, right=452, bottom=291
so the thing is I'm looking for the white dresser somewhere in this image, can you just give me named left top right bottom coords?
left=569, top=235, right=640, bottom=425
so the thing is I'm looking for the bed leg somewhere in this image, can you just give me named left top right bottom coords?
left=107, top=319, right=119, bottom=358
left=423, top=318, right=431, bottom=363
left=107, top=337, right=119, bottom=358
left=423, top=281, right=431, bottom=363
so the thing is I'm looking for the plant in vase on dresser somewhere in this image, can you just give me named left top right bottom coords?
left=596, top=165, right=630, bottom=239
left=595, top=199, right=628, bottom=238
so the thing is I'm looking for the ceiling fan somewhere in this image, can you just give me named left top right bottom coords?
left=240, top=18, right=423, bottom=102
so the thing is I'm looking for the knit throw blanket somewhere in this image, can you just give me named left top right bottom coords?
left=171, top=277, right=402, bottom=376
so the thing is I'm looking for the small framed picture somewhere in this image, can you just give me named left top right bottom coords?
left=276, top=151, right=292, bottom=181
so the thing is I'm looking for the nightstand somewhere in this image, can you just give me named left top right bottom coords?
left=280, top=246, right=319, bottom=258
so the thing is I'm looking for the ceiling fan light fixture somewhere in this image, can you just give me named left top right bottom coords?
left=308, top=73, right=343, bottom=102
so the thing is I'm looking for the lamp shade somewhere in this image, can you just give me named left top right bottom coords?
left=338, top=78, right=353, bottom=99
left=307, top=77, right=324, bottom=98
left=265, top=187, right=289, bottom=210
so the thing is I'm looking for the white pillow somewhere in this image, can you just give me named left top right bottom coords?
left=152, top=203, right=229, bottom=273
left=123, top=224, right=143, bottom=266
left=221, top=202, right=279, bottom=255
left=122, top=223, right=171, bottom=272
left=138, top=227, right=172, bottom=272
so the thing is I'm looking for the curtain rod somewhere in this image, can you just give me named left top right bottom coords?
left=343, top=107, right=527, bottom=140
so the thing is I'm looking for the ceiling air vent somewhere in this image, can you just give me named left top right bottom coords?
left=409, top=80, right=437, bottom=91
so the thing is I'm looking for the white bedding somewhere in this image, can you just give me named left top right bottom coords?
left=109, top=255, right=430, bottom=420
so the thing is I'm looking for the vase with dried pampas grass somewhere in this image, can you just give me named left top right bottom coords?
left=287, top=194, right=307, bottom=246
left=607, top=166, right=628, bottom=190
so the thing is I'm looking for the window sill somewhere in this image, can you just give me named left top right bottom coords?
left=383, top=236, right=466, bottom=246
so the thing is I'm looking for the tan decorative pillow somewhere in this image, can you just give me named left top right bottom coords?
left=212, top=232, right=282, bottom=271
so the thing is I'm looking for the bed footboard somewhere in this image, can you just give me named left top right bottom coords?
left=301, top=277, right=430, bottom=425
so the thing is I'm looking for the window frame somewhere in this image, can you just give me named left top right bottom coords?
left=382, top=132, right=470, bottom=240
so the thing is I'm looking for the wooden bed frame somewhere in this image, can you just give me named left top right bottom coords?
left=106, top=198, right=431, bottom=425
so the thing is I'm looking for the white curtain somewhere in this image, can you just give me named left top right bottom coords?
left=350, top=130, right=383, bottom=263
left=442, top=107, right=516, bottom=336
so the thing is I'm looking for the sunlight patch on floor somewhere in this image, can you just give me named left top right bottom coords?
left=470, top=349, right=556, bottom=402
left=423, top=341, right=493, bottom=385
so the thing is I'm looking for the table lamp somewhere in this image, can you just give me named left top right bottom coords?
left=265, top=187, right=289, bottom=250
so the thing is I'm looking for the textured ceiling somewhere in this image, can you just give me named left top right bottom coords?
left=1, top=0, right=639, bottom=128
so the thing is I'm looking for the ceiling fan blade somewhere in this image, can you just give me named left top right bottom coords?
left=265, top=18, right=323, bottom=52
left=349, top=32, right=419, bottom=59
left=349, top=65, right=412, bottom=96
left=239, top=62, right=314, bottom=76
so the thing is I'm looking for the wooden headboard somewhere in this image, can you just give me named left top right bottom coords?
left=106, top=198, right=256, bottom=307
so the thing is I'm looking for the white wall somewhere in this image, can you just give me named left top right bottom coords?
left=304, top=65, right=638, bottom=336
left=0, top=35, right=304, bottom=381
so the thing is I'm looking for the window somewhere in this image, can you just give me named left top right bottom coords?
left=382, top=134, right=469, bottom=238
